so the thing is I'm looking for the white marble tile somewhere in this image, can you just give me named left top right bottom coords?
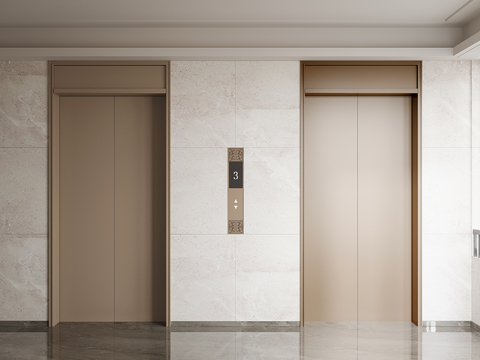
left=235, top=332, right=300, bottom=359
left=422, top=235, right=471, bottom=321
left=0, top=61, right=48, bottom=148
left=0, top=148, right=48, bottom=236
left=422, top=333, right=474, bottom=360
left=171, top=332, right=236, bottom=360
left=0, top=236, right=48, bottom=321
left=171, top=61, right=236, bottom=147
left=472, top=258, right=480, bottom=325
left=472, top=148, right=480, bottom=230
left=302, top=322, right=358, bottom=360
left=422, top=61, right=472, bottom=148
left=236, top=109, right=300, bottom=148
left=171, top=235, right=235, bottom=321
left=0, top=61, right=47, bottom=77
left=236, top=235, right=299, bottom=273
left=422, top=148, right=471, bottom=235
left=171, top=147, right=227, bottom=235
left=357, top=322, right=419, bottom=360
left=472, top=61, right=480, bottom=148
left=235, top=272, right=299, bottom=321
left=236, top=61, right=300, bottom=110
left=244, top=148, right=300, bottom=235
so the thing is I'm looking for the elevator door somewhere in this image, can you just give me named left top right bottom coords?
left=59, top=96, right=166, bottom=322
left=304, top=96, right=411, bottom=321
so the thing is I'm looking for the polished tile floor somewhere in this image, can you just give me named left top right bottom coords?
left=1, top=322, right=480, bottom=359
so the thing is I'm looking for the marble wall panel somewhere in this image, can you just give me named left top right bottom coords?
left=472, top=148, right=480, bottom=231
left=422, top=61, right=472, bottom=148
left=0, top=237, right=48, bottom=321
left=472, top=61, right=480, bottom=148
left=0, top=148, right=48, bottom=236
left=171, top=147, right=227, bottom=235
left=235, top=109, right=299, bottom=148
left=244, top=148, right=299, bottom=235
left=472, top=259, right=480, bottom=325
left=236, top=235, right=299, bottom=273
left=170, top=61, right=300, bottom=322
left=235, top=235, right=299, bottom=321
left=422, top=235, right=471, bottom=321
left=235, top=61, right=299, bottom=110
left=422, top=148, right=471, bottom=236
left=235, top=272, right=299, bottom=321
left=171, top=235, right=235, bottom=321
left=171, top=61, right=236, bottom=148
left=0, top=61, right=48, bottom=148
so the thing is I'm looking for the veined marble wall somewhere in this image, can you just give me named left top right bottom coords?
left=472, top=61, right=480, bottom=326
left=2, top=59, right=477, bottom=324
left=0, top=61, right=48, bottom=321
left=422, top=61, right=473, bottom=321
left=170, top=61, right=300, bottom=321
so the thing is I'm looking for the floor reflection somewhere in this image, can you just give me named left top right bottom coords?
left=1, top=322, right=480, bottom=359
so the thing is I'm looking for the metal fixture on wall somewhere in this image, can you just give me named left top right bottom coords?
left=473, top=229, right=480, bottom=258
left=228, top=148, right=244, bottom=234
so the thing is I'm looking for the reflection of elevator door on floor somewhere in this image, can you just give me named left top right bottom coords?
left=304, top=96, right=411, bottom=322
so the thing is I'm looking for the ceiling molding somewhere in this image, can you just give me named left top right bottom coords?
left=463, top=12, right=480, bottom=39
left=0, top=47, right=455, bottom=61
left=454, top=29, right=480, bottom=56
left=0, top=26, right=462, bottom=49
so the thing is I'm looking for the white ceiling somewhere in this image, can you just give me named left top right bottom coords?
left=1, top=0, right=479, bottom=27
left=2, top=0, right=480, bottom=60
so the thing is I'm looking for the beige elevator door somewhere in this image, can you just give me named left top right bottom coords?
left=59, top=96, right=166, bottom=322
left=304, top=96, right=411, bottom=321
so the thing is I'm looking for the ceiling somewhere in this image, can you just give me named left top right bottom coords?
left=1, top=0, right=480, bottom=60
left=0, top=0, right=479, bottom=27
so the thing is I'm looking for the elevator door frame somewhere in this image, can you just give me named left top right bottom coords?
left=48, top=61, right=171, bottom=327
left=300, top=61, right=422, bottom=326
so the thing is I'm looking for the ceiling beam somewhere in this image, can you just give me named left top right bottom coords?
left=0, top=47, right=455, bottom=61
left=0, top=26, right=462, bottom=49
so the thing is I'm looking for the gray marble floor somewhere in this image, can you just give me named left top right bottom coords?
left=1, top=322, right=480, bottom=359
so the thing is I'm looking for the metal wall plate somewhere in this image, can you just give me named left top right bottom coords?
left=228, top=148, right=244, bottom=234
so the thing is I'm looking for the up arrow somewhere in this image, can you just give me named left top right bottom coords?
left=234, top=205, right=238, bottom=209
left=234, top=199, right=238, bottom=204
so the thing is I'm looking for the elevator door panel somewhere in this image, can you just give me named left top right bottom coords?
left=59, top=97, right=115, bottom=322
left=114, top=97, right=166, bottom=322
left=357, top=96, right=411, bottom=321
left=304, top=96, right=358, bottom=321
left=304, top=95, right=412, bottom=322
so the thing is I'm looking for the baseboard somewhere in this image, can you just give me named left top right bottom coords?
left=170, top=321, right=300, bottom=327
left=472, top=321, right=480, bottom=332
left=422, top=321, right=471, bottom=327
left=0, top=321, right=48, bottom=327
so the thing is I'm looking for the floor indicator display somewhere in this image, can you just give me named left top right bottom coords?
left=228, top=148, right=244, bottom=234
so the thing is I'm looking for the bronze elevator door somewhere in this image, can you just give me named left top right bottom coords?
left=304, top=96, right=412, bottom=321
left=59, top=96, right=166, bottom=322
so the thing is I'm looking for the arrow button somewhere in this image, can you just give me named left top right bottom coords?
left=234, top=199, right=238, bottom=204
left=234, top=205, right=238, bottom=209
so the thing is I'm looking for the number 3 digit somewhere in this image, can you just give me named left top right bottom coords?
left=233, top=171, right=238, bottom=180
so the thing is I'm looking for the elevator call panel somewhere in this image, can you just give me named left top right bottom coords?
left=228, top=148, right=244, bottom=234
